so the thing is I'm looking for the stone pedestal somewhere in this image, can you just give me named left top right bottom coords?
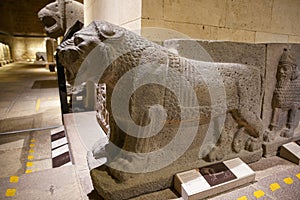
left=263, top=132, right=300, bottom=157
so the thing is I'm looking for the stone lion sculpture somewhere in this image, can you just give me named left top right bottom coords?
left=38, top=0, right=83, bottom=38
left=57, top=21, right=263, bottom=185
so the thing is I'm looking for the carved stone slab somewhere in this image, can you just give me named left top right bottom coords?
left=174, top=158, right=255, bottom=200
left=279, top=141, right=300, bottom=165
left=262, top=45, right=300, bottom=157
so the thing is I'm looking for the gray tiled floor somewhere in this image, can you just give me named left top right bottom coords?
left=0, top=62, right=64, bottom=199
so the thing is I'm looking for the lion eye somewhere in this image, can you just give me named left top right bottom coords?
left=74, top=36, right=84, bottom=46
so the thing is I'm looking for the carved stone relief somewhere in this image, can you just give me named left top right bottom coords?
left=57, top=21, right=264, bottom=199
left=96, top=83, right=110, bottom=133
left=264, top=48, right=300, bottom=143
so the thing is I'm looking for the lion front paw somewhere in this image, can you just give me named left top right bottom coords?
left=245, top=138, right=260, bottom=152
left=207, top=147, right=224, bottom=162
left=107, top=154, right=148, bottom=182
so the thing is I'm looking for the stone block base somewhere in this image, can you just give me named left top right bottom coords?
left=91, top=149, right=262, bottom=200
left=263, top=132, right=300, bottom=157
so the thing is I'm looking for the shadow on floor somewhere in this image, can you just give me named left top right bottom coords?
left=31, top=80, right=58, bottom=89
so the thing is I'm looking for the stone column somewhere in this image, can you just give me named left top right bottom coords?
left=46, top=38, right=56, bottom=63
left=3, top=44, right=9, bottom=64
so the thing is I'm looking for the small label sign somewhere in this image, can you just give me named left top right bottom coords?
left=199, top=162, right=237, bottom=187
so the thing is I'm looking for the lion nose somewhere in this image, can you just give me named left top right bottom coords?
left=57, top=48, right=79, bottom=67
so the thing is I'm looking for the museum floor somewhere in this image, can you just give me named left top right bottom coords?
left=0, top=62, right=299, bottom=200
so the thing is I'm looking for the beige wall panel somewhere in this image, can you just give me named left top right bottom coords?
left=122, top=19, right=142, bottom=35
left=217, top=27, right=256, bottom=43
left=270, top=0, right=300, bottom=36
left=84, top=0, right=120, bottom=25
left=289, top=35, right=300, bottom=43
left=226, top=0, right=273, bottom=32
left=255, top=32, right=289, bottom=43
left=12, top=37, right=46, bottom=61
left=142, top=0, right=164, bottom=19
left=84, top=0, right=142, bottom=31
left=142, top=19, right=165, bottom=28
left=119, top=0, right=142, bottom=25
left=163, top=0, right=227, bottom=27
left=163, top=21, right=218, bottom=40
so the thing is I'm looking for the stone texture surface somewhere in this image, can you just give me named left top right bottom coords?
left=57, top=21, right=264, bottom=199
left=163, top=39, right=266, bottom=67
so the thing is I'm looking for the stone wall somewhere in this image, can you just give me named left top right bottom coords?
left=142, top=0, right=300, bottom=43
left=12, top=37, right=47, bottom=61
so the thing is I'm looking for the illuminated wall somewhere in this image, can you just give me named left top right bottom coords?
left=84, top=0, right=300, bottom=43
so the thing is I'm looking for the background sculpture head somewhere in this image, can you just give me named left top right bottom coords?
left=38, top=1, right=64, bottom=38
left=277, top=49, right=298, bottom=82
left=38, top=0, right=83, bottom=38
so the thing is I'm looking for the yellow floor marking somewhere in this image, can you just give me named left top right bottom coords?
left=9, top=176, right=19, bottom=183
left=29, top=149, right=34, bottom=153
left=28, top=155, right=34, bottom=160
left=296, top=173, right=300, bottom=180
left=35, top=98, right=41, bottom=112
left=253, top=190, right=265, bottom=198
left=30, top=139, right=36, bottom=143
left=26, top=162, right=33, bottom=167
left=270, top=183, right=281, bottom=192
left=237, top=196, right=248, bottom=200
left=283, top=177, right=294, bottom=185
left=25, top=170, right=33, bottom=174
left=30, top=144, right=35, bottom=148
left=5, top=189, right=16, bottom=197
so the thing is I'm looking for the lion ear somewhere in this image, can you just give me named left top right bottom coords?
left=99, top=24, right=124, bottom=40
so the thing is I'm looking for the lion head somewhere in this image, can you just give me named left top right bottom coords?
left=57, top=21, right=126, bottom=85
